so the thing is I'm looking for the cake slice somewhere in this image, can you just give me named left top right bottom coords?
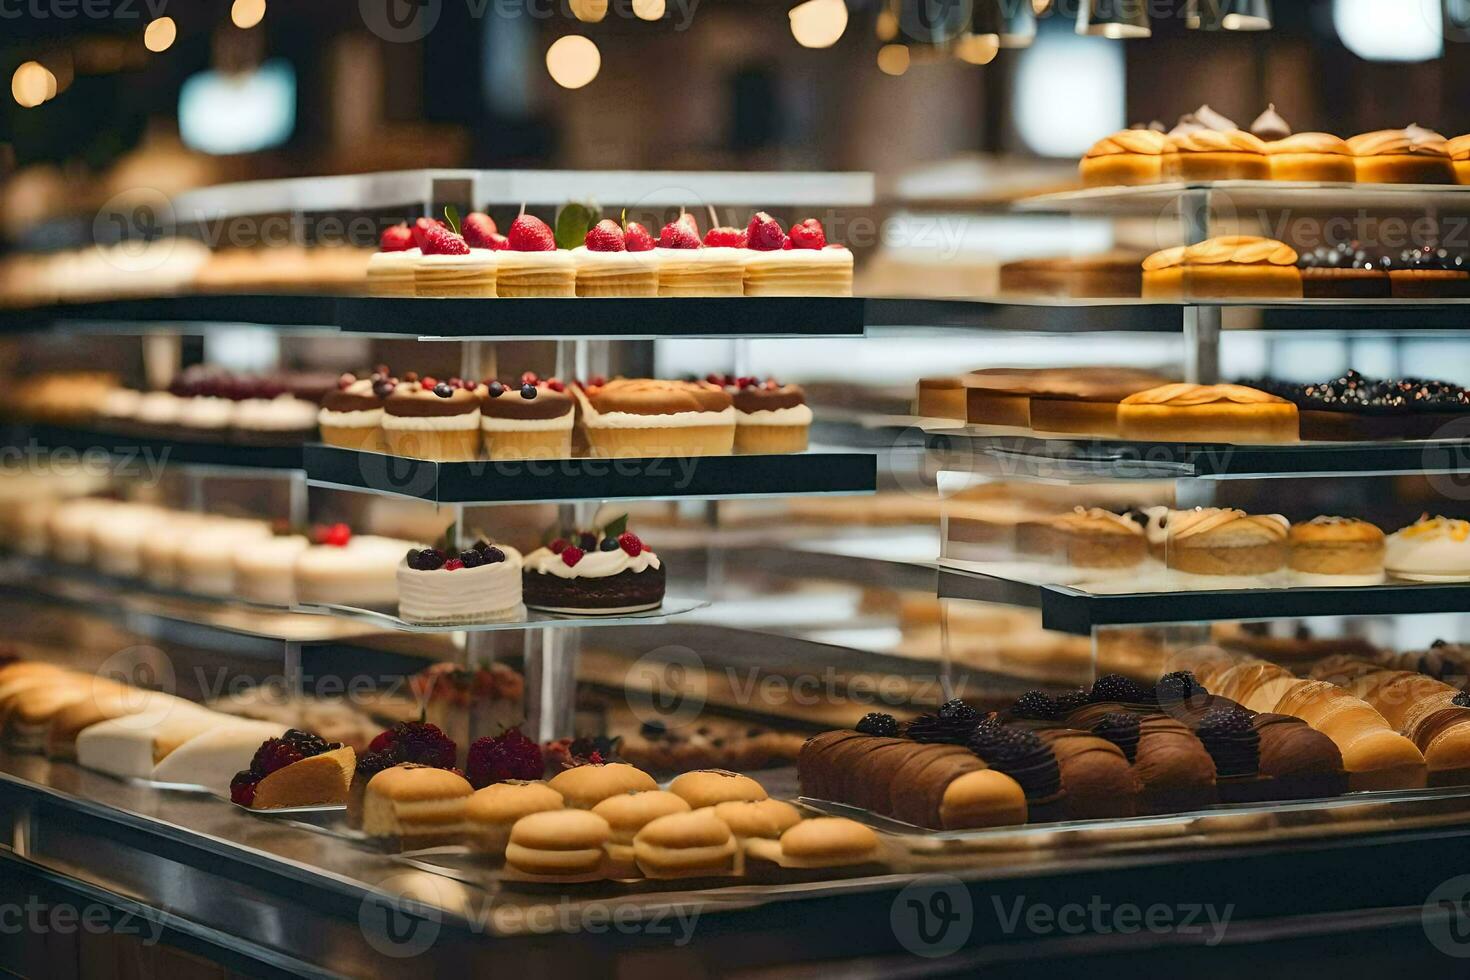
left=151, top=720, right=287, bottom=795
left=228, top=729, right=358, bottom=809
left=75, top=708, right=225, bottom=779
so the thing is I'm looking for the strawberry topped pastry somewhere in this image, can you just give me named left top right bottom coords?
left=494, top=211, right=576, bottom=297
left=713, top=374, right=814, bottom=454
left=397, top=537, right=525, bottom=625
left=572, top=218, right=659, bottom=297
left=366, top=221, right=423, bottom=296
left=413, top=213, right=499, bottom=298
left=742, top=213, right=853, bottom=297
left=318, top=366, right=395, bottom=453
left=382, top=373, right=484, bottom=461
left=573, top=376, right=735, bottom=457
left=294, top=524, right=424, bottom=609
left=522, top=515, right=666, bottom=615
left=229, top=728, right=356, bottom=810
left=653, top=211, right=747, bottom=297
left=480, top=371, right=576, bottom=460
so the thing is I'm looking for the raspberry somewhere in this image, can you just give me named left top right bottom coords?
left=658, top=218, right=701, bottom=250
left=410, top=217, right=444, bottom=251
left=379, top=223, right=414, bottom=252
left=443, top=558, right=465, bottom=571
left=704, top=226, right=747, bottom=248
left=390, top=722, right=457, bottom=768
left=746, top=212, right=788, bottom=251
left=618, top=532, right=643, bottom=556
left=367, top=731, right=395, bottom=754
left=585, top=219, right=626, bottom=252
left=466, top=728, right=544, bottom=788
left=420, top=222, right=470, bottom=255
left=251, top=738, right=304, bottom=776
left=788, top=218, right=827, bottom=250
left=507, top=214, right=556, bottom=252
left=855, top=712, right=898, bottom=737
left=624, top=222, right=656, bottom=252
left=549, top=538, right=568, bottom=554
left=229, top=770, right=258, bottom=806
left=462, top=212, right=499, bottom=248
left=561, top=546, right=585, bottom=567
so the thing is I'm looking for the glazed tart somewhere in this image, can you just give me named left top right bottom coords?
left=573, top=219, right=658, bottom=297
left=365, top=223, right=421, bottom=296
left=496, top=214, right=576, bottom=297
left=742, top=214, right=853, bottom=297
left=522, top=520, right=665, bottom=615
left=229, top=729, right=356, bottom=809
left=722, top=376, right=812, bottom=454
left=480, top=375, right=575, bottom=460
left=397, top=540, right=524, bottom=625
left=574, top=378, right=735, bottom=458
left=1142, top=236, right=1301, bottom=300
left=1117, top=383, right=1300, bottom=443
left=653, top=214, right=745, bottom=297
left=1347, top=125, right=1456, bottom=184
left=1386, top=516, right=1470, bottom=582
left=318, top=370, right=393, bottom=453
left=1079, top=128, right=1174, bottom=187
left=382, top=377, right=482, bottom=461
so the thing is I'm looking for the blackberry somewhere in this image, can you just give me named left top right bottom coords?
left=905, top=712, right=978, bottom=745
left=1196, top=706, right=1253, bottom=737
left=1089, top=673, right=1151, bottom=705
left=856, top=712, right=899, bottom=737
left=1155, top=671, right=1206, bottom=704
left=1010, top=690, right=1057, bottom=721
left=1051, top=689, right=1089, bottom=719
left=416, top=548, right=446, bottom=571
left=1454, top=691, right=1470, bottom=708
left=937, top=698, right=978, bottom=723
left=282, top=728, right=329, bottom=757
left=968, top=725, right=1043, bottom=766
left=482, top=546, right=506, bottom=564
left=460, top=549, right=486, bottom=568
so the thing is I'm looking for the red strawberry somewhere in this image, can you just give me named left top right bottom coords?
left=379, top=223, right=414, bottom=252
left=462, top=212, right=500, bottom=249
left=677, top=212, right=699, bottom=235
left=324, top=522, right=351, bottom=547
left=618, top=532, right=643, bottom=557
left=561, top=546, right=585, bottom=567
left=789, top=218, right=827, bottom=250
left=746, top=212, right=788, bottom=251
left=485, top=232, right=510, bottom=250
left=659, top=219, right=701, bottom=250
left=585, top=219, right=626, bottom=252
left=704, top=226, right=747, bottom=248
left=507, top=214, right=556, bottom=252
left=410, top=217, right=444, bottom=251
left=421, top=222, right=471, bottom=256
left=624, top=222, right=656, bottom=252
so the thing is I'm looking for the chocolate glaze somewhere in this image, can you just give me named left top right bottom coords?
left=481, top=385, right=574, bottom=420
left=732, top=384, right=806, bottom=413
left=384, top=384, right=481, bottom=418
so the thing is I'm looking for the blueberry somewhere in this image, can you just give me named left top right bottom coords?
left=520, top=383, right=538, bottom=399
left=373, top=381, right=395, bottom=399
left=433, top=382, right=454, bottom=398
left=406, top=548, right=421, bottom=569
left=482, top=545, right=505, bottom=563
left=487, top=382, right=505, bottom=398
left=599, top=537, right=619, bottom=551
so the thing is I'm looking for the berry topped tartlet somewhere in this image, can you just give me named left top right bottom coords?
left=653, top=212, right=746, bottom=297
left=573, top=377, right=735, bottom=457
left=713, top=375, right=813, bottom=454
left=494, top=213, right=576, bottom=297
left=365, top=222, right=422, bottom=296
left=229, top=728, right=356, bottom=810
left=397, top=538, right=525, bottom=625
left=741, top=213, right=853, bottom=297
left=318, top=367, right=394, bottom=453
left=573, top=219, right=658, bottom=297
left=522, top=516, right=666, bottom=615
left=413, top=216, right=498, bottom=298
left=382, top=375, right=483, bottom=461
left=480, top=372, right=575, bottom=460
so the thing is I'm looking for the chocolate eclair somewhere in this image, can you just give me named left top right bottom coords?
left=480, top=374, right=575, bottom=461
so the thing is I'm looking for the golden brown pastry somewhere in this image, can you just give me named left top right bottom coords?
left=1347, top=126, right=1456, bottom=184
left=1165, top=507, right=1289, bottom=577
left=1050, top=507, right=1148, bottom=569
left=1449, top=134, right=1470, bottom=184
left=1167, top=128, right=1270, bottom=180
left=1288, top=516, right=1386, bottom=586
left=1268, top=133, right=1355, bottom=182
left=1141, top=236, right=1302, bottom=300
left=1269, top=679, right=1426, bottom=791
left=1080, top=129, right=1175, bottom=186
left=574, top=379, right=735, bottom=458
left=1117, top=383, right=1299, bottom=443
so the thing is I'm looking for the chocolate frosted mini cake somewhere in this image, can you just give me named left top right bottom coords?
left=382, top=376, right=482, bottom=461
left=1251, top=713, right=1347, bottom=799
left=319, top=369, right=393, bottom=453
left=1193, top=706, right=1270, bottom=804
left=522, top=516, right=665, bottom=614
left=480, top=374, right=575, bottom=461
left=718, top=376, right=812, bottom=454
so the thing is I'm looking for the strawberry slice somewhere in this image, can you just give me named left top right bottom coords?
left=462, top=212, right=501, bottom=249
left=704, top=226, right=747, bottom=248
left=789, top=217, right=828, bottom=250
left=379, top=223, right=414, bottom=252
left=421, top=222, right=471, bottom=255
left=746, top=211, right=788, bottom=251
left=507, top=214, right=557, bottom=252
left=624, top=222, right=656, bottom=252
left=585, top=219, right=626, bottom=252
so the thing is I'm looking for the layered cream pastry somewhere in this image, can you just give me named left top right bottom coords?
left=573, top=219, right=658, bottom=297
left=412, top=218, right=497, bottom=298
left=1142, top=236, right=1302, bottom=300
left=1167, top=105, right=1269, bottom=180
left=175, top=518, right=274, bottom=597
left=361, top=764, right=474, bottom=848
left=1250, top=104, right=1355, bottom=182
left=1080, top=128, right=1175, bottom=186
left=480, top=375, right=575, bottom=460
left=397, top=540, right=525, bottom=625
left=1288, top=516, right=1386, bottom=587
left=150, top=719, right=287, bottom=795
left=742, top=214, right=853, bottom=297
left=382, top=377, right=482, bottom=461
left=1386, top=516, right=1470, bottom=582
left=496, top=214, right=576, bottom=297
left=1348, top=125, right=1456, bottom=184
left=725, top=377, right=812, bottom=454
left=318, top=371, right=391, bottom=453
left=1118, top=383, right=1300, bottom=443
left=574, top=378, right=735, bottom=457
left=522, top=523, right=665, bottom=615
left=365, top=222, right=422, bottom=296
left=653, top=214, right=745, bottom=297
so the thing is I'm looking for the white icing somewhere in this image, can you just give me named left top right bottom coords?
left=654, top=247, right=749, bottom=269
left=1385, top=525, right=1470, bottom=578
left=134, top=392, right=185, bottom=425
left=743, top=247, right=854, bottom=269
left=382, top=409, right=481, bottom=431
left=736, top=403, right=813, bottom=427
left=178, top=397, right=235, bottom=430
left=233, top=395, right=318, bottom=431
left=98, top=388, right=142, bottom=420
left=495, top=250, right=575, bottom=273
left=234, top=535, right=310, bottom=606
left=572, top=246, right=660, bottom=270
left=295, top=535, right=420, bottom=607
left=582, top=401, right=735, bottom=430
left=150, top=721, right=288, bottom=794
left=523, top=545, right=660, bottom=579
left=367, top=249, right=422, bottom=276
left=416, top=248, right=497, bottom=270
left=396, top=546, right=524, bottom=624
left=319, top=406, right=384, bottom=428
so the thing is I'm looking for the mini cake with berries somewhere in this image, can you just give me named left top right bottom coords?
left=480, top=373, right=576, bottom=460
left=573, top=219, right=658, bottom=297
left=397, top=539, right=524, bottom=625
left=318, top=368, right=394, bottom=453
left=742, top=214, right=853, bottom=297
left=522, top=516, right=665, bottom=615
left=413, top=216, right=498, bottom=298
left=494, top=213, right=576, bottom=297
left=652, top=213, right=747, bottom=297
left=347, top=721, right=459, bottom=828
left=228, top=729, right=356, bottom=810
left=365, top=222, right=422, bottom=296
left=574, top=377, right=735, bottom=457
left=719, top=375, right=813, bottom=454
left=382, top=375, right=483, bottom=461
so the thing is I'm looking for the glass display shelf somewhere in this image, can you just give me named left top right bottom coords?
left=304, top=444, right=878, bottom=504
left=1015, top=179, right=1470, bottom=214
left=936, top=563, right=1470, bottom=635
left=297, top=596, right=707, bottom=633
left=928, top=430, right=1470, bottom=481
left=9, top=423, right=306, bottom=473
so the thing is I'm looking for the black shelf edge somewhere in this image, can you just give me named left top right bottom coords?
left=862, top=297, right=1184, bottom=333
left=0, top=295, right=340, bottom=330
left=304, top=444, right=878, bottom=503
left=927, top=432, right=1470, bottom=478
left=15, top=425, right=305, bottom=471
left=937, top=567, right=1470, bottom=634
left=336, top=296, right=867, bottom=338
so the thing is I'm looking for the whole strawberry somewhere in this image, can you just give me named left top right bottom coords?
left=410, top=217, right=445, bottom=251
left=421, top=222, right=471, bottom=256
left=379, top=223, right=414, bottom=252
left=462, top=212, right=500, bottom=249
left=788, top=218, right=827, bottom=250
left=658, top=218, right=701, bottom=250
left=508, top=214, right=557, bottom=252
left=746, top=211, right=788, bottom=251
left=704, top=226, right=747, bottom=248
left=624, top=222, right=656, bottom=252
left=585, top=219, right=626, bottom=252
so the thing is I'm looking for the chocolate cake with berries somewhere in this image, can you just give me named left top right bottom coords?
left=709, top=375, right=813, bottom=454
left=521, top=516, right=665, bottom=614
left=382, top=375, right=482, bottom=461
left=229, top=729, right=356, bottom=810
left=480, top=372, right=575, bottom=460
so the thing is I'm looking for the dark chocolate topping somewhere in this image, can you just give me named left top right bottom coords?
left=480, top=385, right=574, bottom=420
left=384, top=384, right=481, bottom=417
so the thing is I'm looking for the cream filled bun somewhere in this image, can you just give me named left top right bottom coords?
left=505, top=808, right=611, bottom=878
left=668, top=769, right=769, bottom=808
left=592, top=790, right=692, bottom=845
left=771, top=817, right=881, bottom=868
left=546, top=762, right=658, bottom=809
left=632, top=810, right=739, bottom=878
